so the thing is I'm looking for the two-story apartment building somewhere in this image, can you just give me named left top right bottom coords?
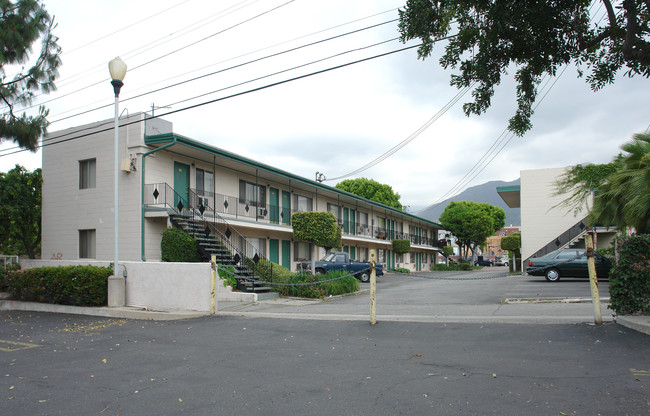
left=42, top=113, right=442, bottom=272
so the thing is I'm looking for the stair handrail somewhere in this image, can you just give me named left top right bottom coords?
left=187, top=188, right=268, bottom=267
left=528, top=217, right=589, bottom=261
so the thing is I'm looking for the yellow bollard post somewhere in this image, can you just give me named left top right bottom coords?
left=585, top=233, right=602, bottom=325
left=211, top=255, right=217, bottom=315
left=369, top=249, right=377, bottom=325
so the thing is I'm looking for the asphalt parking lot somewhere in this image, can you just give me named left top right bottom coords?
left=1, top=268, right=647, bottom=415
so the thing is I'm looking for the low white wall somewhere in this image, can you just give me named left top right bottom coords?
left=18, top=260, right=255, bottom=312
left=124, top=261, right=211, bottom=312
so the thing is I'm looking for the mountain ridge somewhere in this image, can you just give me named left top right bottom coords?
left=416, top=179, right=521, bottom=226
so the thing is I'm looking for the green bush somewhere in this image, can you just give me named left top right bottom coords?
left=254, top=259, right=294, bottom=282
left=608, top=234, right=650, bottom=315
left=6, top=265, right=111, bottom=306
left=390, top=268, right=410, bottom=274
left=217, top=264, right=237, bottom=288
left=0, top=263, right=20, bottom=289
left=392, top=239, right=411, bottom=255
left=431, top=263, right=478, bottom=271
left=266, top=270, right=359, bottom=299
left=459, top=262, right=472, bottom=270
left=291, top=211, right=341, bottom=250
left=161, top=228, right=200, bottom=262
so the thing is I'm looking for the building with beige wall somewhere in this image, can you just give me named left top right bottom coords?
left=42, top=114, right=442, bottom=272
left=498, top=167, right=615, bottom=269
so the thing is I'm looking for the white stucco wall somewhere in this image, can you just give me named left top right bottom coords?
left=18, top=259, right=253, bottom=311
left=520, top=167, right=590, bottom=260
left=42, top=114, right=146, bottom=262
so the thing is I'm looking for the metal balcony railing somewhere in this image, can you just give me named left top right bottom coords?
left=144, top=183, right=438, bottom=248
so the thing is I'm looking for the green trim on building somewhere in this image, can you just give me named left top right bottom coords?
left=144, top=132, right=441, bottom=227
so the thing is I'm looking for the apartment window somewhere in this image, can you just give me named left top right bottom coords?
left=79, top=229, right=96, bottom=259
left=196, top=169, right=214, bottom=197
left=79, top=158, right=96, bottom=189
left=327, top=203, right=340, bottom=221
left=239, top=180, right=266, bottom=207
left=358, top=247, right=368, bottom=262
left=294, top=195, right=312, bottom=212
left=242, top=237, right=266, bottom=258
left=294, top=241, right=312, bottom=261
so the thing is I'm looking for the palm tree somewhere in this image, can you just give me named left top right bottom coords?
left=591, top=133, right=650, bottom=234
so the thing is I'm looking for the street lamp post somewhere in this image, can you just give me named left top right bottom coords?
left=108, top=57, right=127, bottom=307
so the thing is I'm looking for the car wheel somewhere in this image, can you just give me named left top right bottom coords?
left=315, top=268, right=325, bottom=275
left=545, top=268, right=561, bottom=282
left=504, top=262, right=508, bottom=267
left=359, top=272, right=370, bottom=283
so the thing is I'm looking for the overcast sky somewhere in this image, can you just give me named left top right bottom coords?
left=1, top=0, right=648, bottom=212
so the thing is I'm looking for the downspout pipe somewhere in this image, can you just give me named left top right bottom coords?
left=141, top=138, right=177, bottom=261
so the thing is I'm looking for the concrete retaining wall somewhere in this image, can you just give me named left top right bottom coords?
left=19, top=260, right=255, bottom=312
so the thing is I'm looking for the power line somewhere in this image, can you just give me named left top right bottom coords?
left=48, top=19, right=399, bottom=125
left=3, top=0, right=295, bottom=115
left=1, top=22, right=402, bottom=156
left=54, top=0, right=261, bottom=91
left=0, top=43, right=422, bottom=158
left=322, top=79, right=470, bottom=182
left=418, top=65, right=570, bottom=213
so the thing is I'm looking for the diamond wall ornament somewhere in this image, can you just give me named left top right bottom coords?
left=152, top=188, right=160, bottom=199
left=245, top=204, right=250, bottom=213
left=233, top=253, right=241, bottom=264
left=199, top=204, right=205, bottom=215
left=555, top=238, right=561, bottom=247
left=177, top=201, right=184, bottom=212
left=253, top=253, right=260, bottom=264
left=579, top=221, right=586, bottom=230
left=224, top=200, right=229, bottom=209
left=225, top=227, right=231, bottom=238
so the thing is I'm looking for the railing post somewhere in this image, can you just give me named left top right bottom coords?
left=211, top=255, right=217, bottom=315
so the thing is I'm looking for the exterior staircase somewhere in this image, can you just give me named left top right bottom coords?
left=170, top=213, right=271, bottom=294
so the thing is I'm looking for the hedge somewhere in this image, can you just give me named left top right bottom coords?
left=6, top=265, right=112, bottom=306
left=392, top=239, right=411, bottom=255
left=608, top=234, right=650, bottom=315
left=161, top=228, right=201, bottom=262
left=291, top=211, right=341, bottom=250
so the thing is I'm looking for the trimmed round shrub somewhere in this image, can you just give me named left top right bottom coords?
left=161, top=228, right=200, bottom=262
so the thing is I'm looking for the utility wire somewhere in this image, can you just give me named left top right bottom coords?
left=55, top=0, right=261, bottom=90
left=47, top=19, right=399, bottom=125
left=0, top=24, right=402, bottom=156
left=323, top=80, right=471, bottom=182
left=4, top=0, right=295, bottom=114
left=0, top=43, right=422, bottom=158
left=418, top=65, right=570, bottom=213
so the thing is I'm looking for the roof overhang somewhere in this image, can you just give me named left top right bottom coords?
left=144, top=133, right=442, bottom=228
left=496, top=185, right=521, bottom=208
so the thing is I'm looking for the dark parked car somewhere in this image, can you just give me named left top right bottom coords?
left=527, top=248, right=612, bottom=282
left=475, top=258, right=493, bottom=267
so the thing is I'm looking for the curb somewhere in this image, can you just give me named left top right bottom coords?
left=616, top=315, right=650, bottom=336
left=0, top=299, right=209, bottom=321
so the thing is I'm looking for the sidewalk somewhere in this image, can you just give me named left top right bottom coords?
left=1, top=290, right=648, bottom=335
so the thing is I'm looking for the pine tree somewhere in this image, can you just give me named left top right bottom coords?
left=1, top=0, right=61, bottom=150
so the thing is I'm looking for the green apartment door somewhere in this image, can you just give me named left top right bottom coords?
left=281, top=191, right=291, bottom=225
left=269, top=239, right=279, bottom=264
left=270, top=188, right=279, bottom=223
left=173, top=162, right=190, bottom=209
left=281, top=240, right=291, bottom=269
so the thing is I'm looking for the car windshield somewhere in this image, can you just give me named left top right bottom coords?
left=322, top=253, right=336, bottom=262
